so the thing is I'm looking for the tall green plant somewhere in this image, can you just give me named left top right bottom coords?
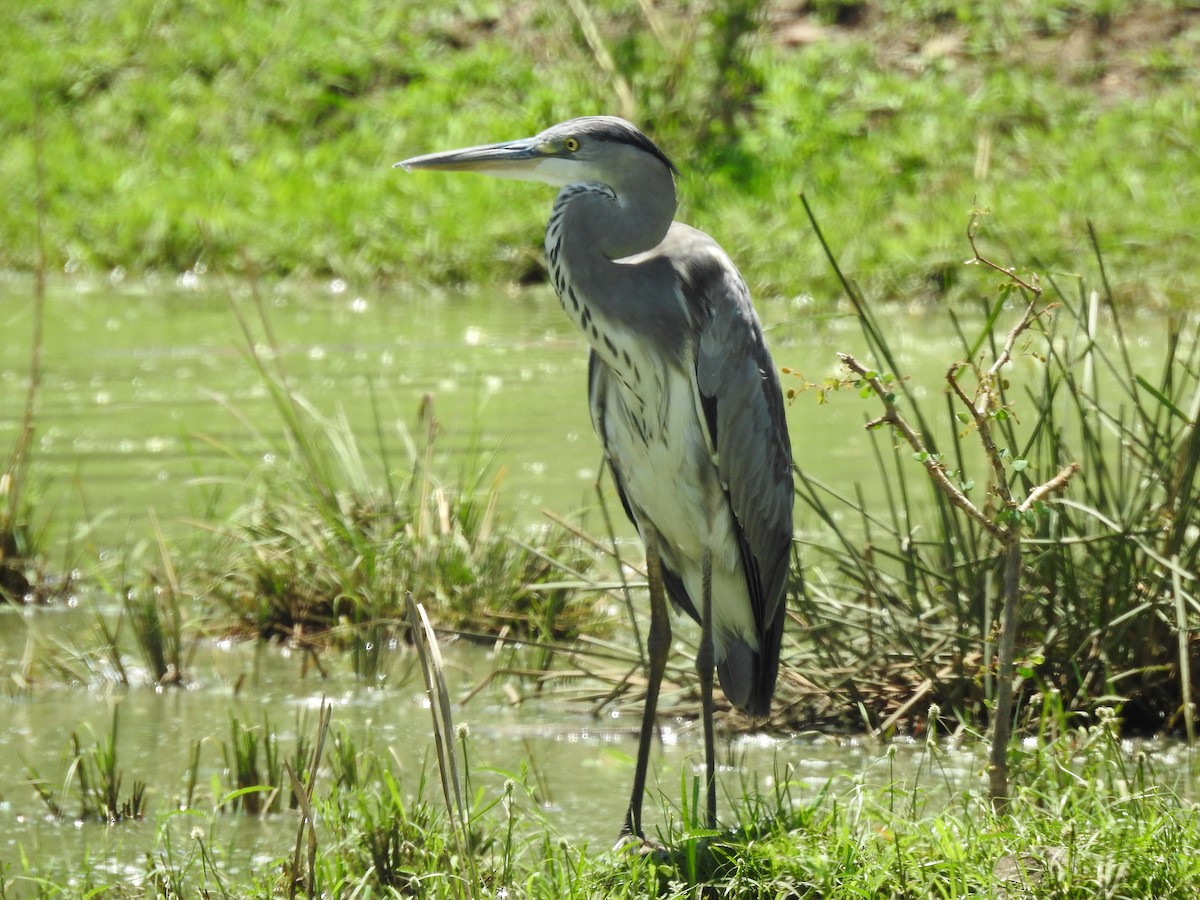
left=789, top=206, right=1199, bottom=760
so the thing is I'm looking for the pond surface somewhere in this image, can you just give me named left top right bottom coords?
left=1, top=273, right=1195, bottom=886
left=0, top=271, right=967, bottom=552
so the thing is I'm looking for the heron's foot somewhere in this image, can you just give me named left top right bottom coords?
left=612, top=830, right=667, bottom=857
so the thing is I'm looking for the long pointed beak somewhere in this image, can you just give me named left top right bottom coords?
left=395, top=137, right=546, bottom=178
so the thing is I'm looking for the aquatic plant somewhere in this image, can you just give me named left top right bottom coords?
left=205, top=289, right=613, bottom=662
left=25, top=706, right=147, bottom=824
left=786, top=213, right=1200, bottom=747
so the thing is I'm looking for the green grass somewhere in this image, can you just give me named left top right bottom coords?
left=8, top=698, right=1200, bottom=898
left=1, top=1, right=1197, bottom=306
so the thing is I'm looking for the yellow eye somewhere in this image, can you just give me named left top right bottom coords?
left=563, top=136, right=580, bottom=152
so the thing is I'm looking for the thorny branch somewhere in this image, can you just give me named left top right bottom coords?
left=946, top=363, right=1011, bottom=506
left=840, top=349, right=1079, bottom=534
left=1019, top=462, right=1081, bottom=513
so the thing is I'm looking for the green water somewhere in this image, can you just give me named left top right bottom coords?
left=0, top=272, right=931, bottom=552
left=2, top=274, right=595, bottom=549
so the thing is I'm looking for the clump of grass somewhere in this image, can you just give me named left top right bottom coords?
left=1021, top=236, right=1200, bottom=735
left=220, top=714, right=282, bottom=815
left=124, top=580, right=186, bottom=687
left=25, top=706, right=147, bottom=824
left=314, top=749, right=481, bottom=896
left=211, top=449, right=602, bottom=649
left=205, top=291, right=611, bottom=668
left=214, top=710, right=320, bottom=817
left=286, top=717, right=503, bottom=897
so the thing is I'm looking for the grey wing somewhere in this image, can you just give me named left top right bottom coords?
left=689, top=255, right=794, bottom=650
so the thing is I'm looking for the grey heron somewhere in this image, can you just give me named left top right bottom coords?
left=397, top=116, right=793, bottom=842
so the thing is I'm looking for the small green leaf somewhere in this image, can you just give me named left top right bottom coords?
left=913, top=451, right=929, bottom=463
left=1011, top=458, right=1028, bottom=472
left=959, top=479, right=975, bottom=492
left=956, top=411, right=971, bottom=425
left=859, top=385, right=872, bottom=399
left=994, top=408, right=1009, bottom=422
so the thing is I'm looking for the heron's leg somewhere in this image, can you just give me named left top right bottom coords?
left=621, top=530, right=671, bottom=842
left=697, top=546, right=717, bottom=830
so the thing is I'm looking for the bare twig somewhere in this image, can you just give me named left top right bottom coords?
left=967, top=212, right=1043, bottom=297
left=839, top=353, right=1005, bottom=540
left=1018, top=463, right=1081, bottom=513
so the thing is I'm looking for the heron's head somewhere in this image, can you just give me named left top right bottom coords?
left=396, top=116, right=678, bottom=189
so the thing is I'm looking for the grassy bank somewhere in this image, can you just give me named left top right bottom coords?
left=2, top=1, right=1198, bottom=304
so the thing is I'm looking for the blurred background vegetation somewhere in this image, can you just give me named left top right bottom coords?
left=2, top=0, right=1197, bottom=305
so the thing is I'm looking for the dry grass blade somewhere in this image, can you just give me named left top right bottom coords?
left=1172, top=560, right=1194, bottom=744
left=405, top=592, right=466, bottom=835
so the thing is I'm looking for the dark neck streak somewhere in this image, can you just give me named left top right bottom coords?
left=544, top=182, right=686, bottom=386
